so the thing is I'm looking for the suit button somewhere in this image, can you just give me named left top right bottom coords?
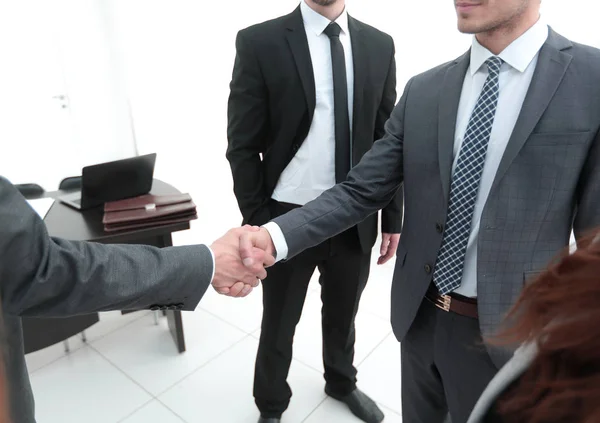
left=424, top=264, right=432, bottom=274
left=436, top=223, right=444, bottom=233
left=168, top=305, right=178, bottom=311
left=150, top=305, right=160, bottom=311
left=160, top=305, right=168, bottom=311
left=176, top=303, right=184, bottom=310
left=292, top=143, right=300, bottom=153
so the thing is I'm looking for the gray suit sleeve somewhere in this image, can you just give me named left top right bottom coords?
left=0, top=177, right=213, bottom=317
left=272, top=79, right=413, bottom=259
left=574, top=128, right=600, bottom=238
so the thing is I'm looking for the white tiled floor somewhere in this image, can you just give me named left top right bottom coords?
left=27, top=251, right=402, bottom=422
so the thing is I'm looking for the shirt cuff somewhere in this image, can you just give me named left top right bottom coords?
left=262, top=222, right=288, bottom=262
left=208, top=246, right=216, bottom=283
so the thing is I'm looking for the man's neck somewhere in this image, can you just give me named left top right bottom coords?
left=476, top=12, right=540, bottom=55
left=304, top=0, right=346, bottom=22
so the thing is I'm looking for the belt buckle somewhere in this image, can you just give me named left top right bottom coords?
left=435, top=294, right=451, bottom=312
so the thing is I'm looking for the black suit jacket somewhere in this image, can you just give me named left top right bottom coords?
left=227, top=6, right=403, bottom=253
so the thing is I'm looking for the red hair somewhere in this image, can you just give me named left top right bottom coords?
left=492, top=230, right=600, bottom=423
left=0, top=360, right=7, bottom=423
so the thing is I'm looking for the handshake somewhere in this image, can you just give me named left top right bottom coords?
left=209, top=225, right=277, bottom=297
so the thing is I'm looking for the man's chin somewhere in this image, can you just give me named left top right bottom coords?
left=457, top=21, right=479, bottom=34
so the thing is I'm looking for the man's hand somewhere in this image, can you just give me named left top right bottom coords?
left=210, top=226, right=275, bottom=297
left=378, top=233, right=400, bottom=265
left=239, top=227, right=275, bottom=267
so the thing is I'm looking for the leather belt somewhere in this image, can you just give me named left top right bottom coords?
left=276, top=201, right=301, bottom=210
left=426, top=284, right=478, bottom=319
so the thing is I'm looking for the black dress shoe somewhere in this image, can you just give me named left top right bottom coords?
left=325, top=387, right=385, bottom=423
left=257, top=417, right=281, bottom=423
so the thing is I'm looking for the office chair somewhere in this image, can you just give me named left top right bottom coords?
left=15, top=183, right=45, bottom=199
left=58, top=176, right=82, bottom=191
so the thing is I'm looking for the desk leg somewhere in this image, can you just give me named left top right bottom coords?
left=160, top=234, right=186, bottom=353
left=166, top=310, right=186, bottom=353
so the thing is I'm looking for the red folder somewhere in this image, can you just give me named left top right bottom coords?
left=102, top=194, right=197, bottom=232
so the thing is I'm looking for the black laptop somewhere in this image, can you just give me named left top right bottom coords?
left=58, top=153, right=157, bottom=210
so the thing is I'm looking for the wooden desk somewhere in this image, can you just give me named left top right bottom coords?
left=22, top=179, right=191, bottom=354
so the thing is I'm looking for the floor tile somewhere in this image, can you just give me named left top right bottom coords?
left=91, top=309, right=247, bottom=395
left=160, top=337, right=328, bottom=423
left=198, top=283, right=265, bottom=334
left=356, top=334, right=402, bottom=415
left=29, top=346, right=151, bottom=423
left=120, top=400, right=184, bottom=423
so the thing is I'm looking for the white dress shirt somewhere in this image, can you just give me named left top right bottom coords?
left=208, top=248, right=215, bottom=282
left=267, top=18, right=549, bottom=282
left=453, top=18, right=548, bottom=297
left=271, top=0, right=354, bottom=205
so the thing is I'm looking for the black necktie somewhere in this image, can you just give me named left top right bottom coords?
left=324, top=22, right=351, bottom=183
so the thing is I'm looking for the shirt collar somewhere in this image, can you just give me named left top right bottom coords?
left=469, top=17, right=549, bottom=75
left=300, top=0, right=350, bottom=36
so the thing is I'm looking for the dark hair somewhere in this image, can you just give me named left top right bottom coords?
left=491, top=230, right=600, bottom=423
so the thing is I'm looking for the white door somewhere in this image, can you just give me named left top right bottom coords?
left=0, top=0, right=82, bottom=190
left=0, top=0, right=138, bottom=191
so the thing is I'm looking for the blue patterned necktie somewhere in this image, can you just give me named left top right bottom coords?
left=433, top=56, right=503, bottom=295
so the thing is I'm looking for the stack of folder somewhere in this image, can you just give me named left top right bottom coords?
left=102, top=194, right=197, bottom=232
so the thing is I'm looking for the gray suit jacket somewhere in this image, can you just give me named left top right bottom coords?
left=466, top=343, right=537, bottom=423
left=272, top=28, right=600, bottom=368
left=0, top=176, right=213, bottom=423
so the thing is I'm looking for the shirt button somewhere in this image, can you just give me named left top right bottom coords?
left=424, top=264, right=432, bottom=274
left=436, top=223, right=444, bottom=233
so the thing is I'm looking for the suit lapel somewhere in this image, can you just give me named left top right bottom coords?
left=438, top=51, right=470, bottom=201
left=285, top=7, right=316, bottom=118
left=348, top=16, right=365, bottom=137
left=490, top=29, right=573, bottom=192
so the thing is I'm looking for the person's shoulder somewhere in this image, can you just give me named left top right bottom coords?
left=569, top=39, right=600, bottom=67
left=349, top=16, right=393, bottom=46
left=411, top=53, right=468, bottom=86
left=570, top=40, right=600, bottom=56
left=236, top=11, right=294, bottom=44
left=548, top=29, right=600, bottom=68
left=550, top=30, right=600, bottom=97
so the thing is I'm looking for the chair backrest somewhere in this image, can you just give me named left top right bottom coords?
left=15, top=183, right=45, bottom=199
left=59, top=176, right=82, bottom=191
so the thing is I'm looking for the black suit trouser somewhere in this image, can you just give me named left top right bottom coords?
left=401, top=297, right=499, bottom=423
left=254, top=200, right=371, bottom=417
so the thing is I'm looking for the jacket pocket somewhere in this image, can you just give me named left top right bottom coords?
left=526, top=131, right=591, bottom=146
